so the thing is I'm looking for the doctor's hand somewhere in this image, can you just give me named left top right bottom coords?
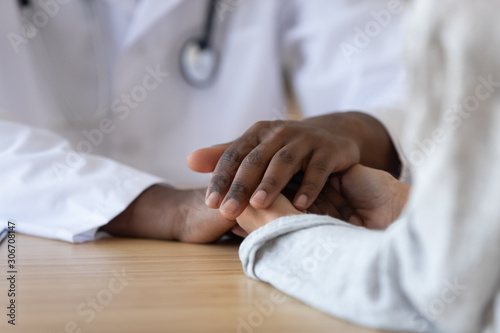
left=100, top=185, right=236, bottom=243
left=188, top=112, right=400, bottom=220
left=333, top=164, right=411, bottom=230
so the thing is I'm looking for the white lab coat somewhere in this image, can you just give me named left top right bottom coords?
left=0, top=0, right=406, bottom=242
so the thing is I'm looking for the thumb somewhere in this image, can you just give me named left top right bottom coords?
left=187, top=143, right=231, bottom=173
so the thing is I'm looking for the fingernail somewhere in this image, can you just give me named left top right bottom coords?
left=294, top=194, right=308, bottom=209
left=251, top=190, right=267, bottom=205
left=349, top=215, right=363, bottom=226
left=205, top=192, right=220, bottom=208
left=221, top=199, right=239, bottom=215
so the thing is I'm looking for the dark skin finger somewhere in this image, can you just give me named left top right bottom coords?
left=220, top=121, right=360, bottom=217
left=247, top=141, right=314, bottom=210
left=203, top=122, right=278, bottom=210
left=188, top=112, right=401, bottom=219
left=217, top=140, right=290, bottom=219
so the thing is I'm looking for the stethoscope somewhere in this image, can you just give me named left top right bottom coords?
left=18, top=0, right=221, bottom=88
left=180, top=0, right=220, bottom=88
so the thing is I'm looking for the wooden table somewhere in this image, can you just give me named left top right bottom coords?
left=0, top=234, right=386, bottom=333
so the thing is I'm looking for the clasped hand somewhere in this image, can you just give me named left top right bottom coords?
left=188, top=114, right=410, bottom=234
left=103, top=113, right=408, bottom=243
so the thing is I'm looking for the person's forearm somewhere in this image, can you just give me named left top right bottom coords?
left=100, top=184, right=181, bottom=240
left=101, top=185, right=237, bottom=243
left=302, top=112, right=401, bottom=177
left=0, top=120, right=162, bottom=243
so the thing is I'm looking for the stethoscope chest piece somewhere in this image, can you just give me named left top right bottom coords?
left=180, top=38, right=219, bottom=88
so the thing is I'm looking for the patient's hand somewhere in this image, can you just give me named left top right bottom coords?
left=235, top=165, right=409, bottom=234
left=334, top=165, right=410, bottom=229
left=236, top=194, right=304, bottom=234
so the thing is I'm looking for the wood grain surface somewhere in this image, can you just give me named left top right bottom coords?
left=0, top=234, right=387, bottom=333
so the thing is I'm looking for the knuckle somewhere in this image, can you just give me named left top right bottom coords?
left=259, top=123, right=282, bottom=141
left=260, top=176, right=278, bottom=189
left=228, top=182, right=250, bottom=199
left=252, top=120, right=269, bottom=130
left=249, top=121, right=271, bottom=136
left=276, top=149, right=296, bottom=165
left=238, top=134, right=260, bottom=153
left=271, top=121, right=288, bottom=135
left=310, top=159, right=329, bottom=173
left=220, top=148, right=240, bottom=167
left=209, top=173, right=230, bottom=192
left=247, top=134, right=260, bottom=147
left=242, top=150, right=264, bottom=168
left=257, top=127, right=273, bottom=142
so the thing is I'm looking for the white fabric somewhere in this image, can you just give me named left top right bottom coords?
left=0, top=120, right=161, bottom=242
left=239, top=1, right=500, bottom=332
left=0, top=0, right=406, bottom=242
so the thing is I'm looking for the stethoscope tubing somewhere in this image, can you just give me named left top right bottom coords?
left=199, top=0, right=217, bottom=50
left=17, top=0, right=222, bottom=89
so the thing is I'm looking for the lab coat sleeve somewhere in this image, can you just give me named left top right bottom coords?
left=280, top=0, right=407, bottom=117
left=0, top=120, right=163, bottom=243
left=240, top=1, right=500, bottom=332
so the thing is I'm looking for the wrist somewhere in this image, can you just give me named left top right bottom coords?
left=101, top=184, right=182, bottom=240
left=332, top=111, right=401, bottom=176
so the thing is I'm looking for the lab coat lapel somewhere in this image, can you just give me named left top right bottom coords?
left=122, top=0, right=184, bottom=50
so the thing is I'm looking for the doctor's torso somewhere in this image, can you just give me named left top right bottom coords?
left=0, top=0, right=405, bottom=187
